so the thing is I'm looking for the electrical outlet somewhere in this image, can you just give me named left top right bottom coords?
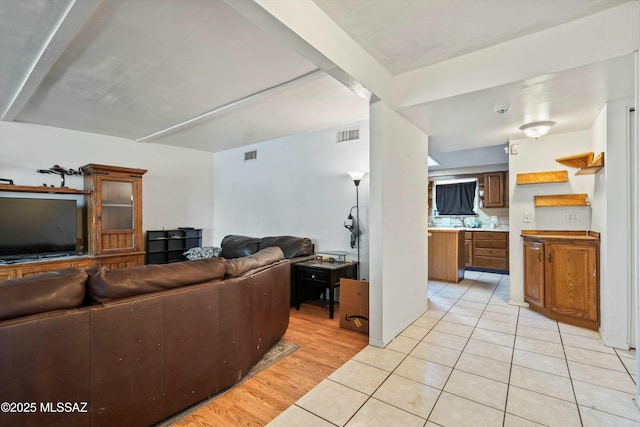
left=523, top=212, right=532, bottom=223
left=566, top=212, right=580, bottom=223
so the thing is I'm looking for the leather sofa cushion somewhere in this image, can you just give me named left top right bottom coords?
left=258, top=236, right=314, bottom=259
left=0, top=268, right=87, bottom=321
left=225, top=246, right=284, bottom=278
left=88, top=257, right=226, bottom=303
left=220, top=235, right=262, bottom=259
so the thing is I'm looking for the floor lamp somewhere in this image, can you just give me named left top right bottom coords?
left=347, top=171, right=367, bottom=279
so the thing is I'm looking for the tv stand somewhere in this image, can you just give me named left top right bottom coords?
left=0, top=256, right=94, bottom=281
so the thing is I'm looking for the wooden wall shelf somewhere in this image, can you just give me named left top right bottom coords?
left=555, top=152, right=604, bottom=175
left=0, top=184, right=90, bottom=194
left=534, top=194, right=589, bottom=207
left=516, top=170, right=568, bottom=185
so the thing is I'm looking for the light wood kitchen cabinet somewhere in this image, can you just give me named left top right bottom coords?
left=546, top=241, right=598, bottom=325
left=464, top=231, right=473, bottom=268
left=523, top=240, right=544, bottom=308
left=428, top=229, right=465, bottom=283
left=522, top=231, right=600, bottom=330
left=473, top=231, right=509, bottom=271
left=82, top=164, right=147, bottom=267
left=484, top=172, right=505, bottom=207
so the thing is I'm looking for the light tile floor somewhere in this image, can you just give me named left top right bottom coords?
left=268, top=271, right=640, bottom=427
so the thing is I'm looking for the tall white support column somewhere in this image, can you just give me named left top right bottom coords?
left=368, top=101, right=429, bottom=347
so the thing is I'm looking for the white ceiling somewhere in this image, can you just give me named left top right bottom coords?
left=313, top=0, right=628, bottom=75
left=0, top=0, right=635, bottom=170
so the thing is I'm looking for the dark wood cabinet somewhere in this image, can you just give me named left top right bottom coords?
left=522, top=231, right=599, bottom=330
left=484, top=172, right=505, bottom=207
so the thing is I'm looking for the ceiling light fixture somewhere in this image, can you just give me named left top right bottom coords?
left=520, top=121, right=555, bottom=139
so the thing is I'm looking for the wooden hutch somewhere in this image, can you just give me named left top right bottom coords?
left=0, top=164, right=146, bottom=280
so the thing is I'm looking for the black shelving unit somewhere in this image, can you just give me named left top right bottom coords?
left=146, top=228, right=203, bottom=264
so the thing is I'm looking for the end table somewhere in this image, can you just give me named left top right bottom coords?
left=294, top=260, right=358, bottom=319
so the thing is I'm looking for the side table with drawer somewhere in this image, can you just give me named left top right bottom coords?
left=294, top=260, right=358, bottom=319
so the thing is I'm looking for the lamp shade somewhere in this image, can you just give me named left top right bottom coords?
left=347, top=171, right=367, bottom=182
left=520, top=121, right=555, bottom=139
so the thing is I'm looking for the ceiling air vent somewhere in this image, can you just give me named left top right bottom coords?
left=244, top=150, right=257, bottom=161
left=336, top=127, right=360, bottom=143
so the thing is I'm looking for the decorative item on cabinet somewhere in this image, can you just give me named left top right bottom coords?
left=36, top=164, right=82, bottom=187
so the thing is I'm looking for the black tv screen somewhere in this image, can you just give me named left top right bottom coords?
left=0, top=197, right=78, bottom=260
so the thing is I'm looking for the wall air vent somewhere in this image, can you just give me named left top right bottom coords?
left=336, top=127, right=360, bottom=143
left=244, top=150, right=257, bottom=161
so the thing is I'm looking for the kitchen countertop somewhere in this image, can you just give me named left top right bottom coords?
left=428, top=227, right=509, bottom=232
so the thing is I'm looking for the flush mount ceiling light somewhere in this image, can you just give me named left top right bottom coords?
left=520, top=121, right=555, bottom=139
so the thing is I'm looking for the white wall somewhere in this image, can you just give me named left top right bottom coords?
left=0, top=122, right=215, bottom=244
left=213, top=120, right=370, bottom=277
left=508, top=131, right=595, bottom=306
left=369, top=101, right=429, bottom=347
left=592, top=98, right=635, bottom=349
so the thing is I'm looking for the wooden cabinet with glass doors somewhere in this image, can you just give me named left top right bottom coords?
left=81, top=164, right=147, bottom=268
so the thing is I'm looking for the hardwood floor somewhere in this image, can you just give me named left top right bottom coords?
left=171, top=301, right=369, bottom=427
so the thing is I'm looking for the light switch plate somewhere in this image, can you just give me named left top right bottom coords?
left=523, top=212, right=532, bottom=223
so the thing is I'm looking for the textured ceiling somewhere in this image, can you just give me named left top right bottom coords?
left=0, top=0, right=635, bottom=169
left=313, top=0, right=628, bottom=75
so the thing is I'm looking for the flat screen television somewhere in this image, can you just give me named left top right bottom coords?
left=0, top=197, right=78, bottom=261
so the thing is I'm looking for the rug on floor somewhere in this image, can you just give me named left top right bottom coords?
left=155, top=339, right=300, bottom=426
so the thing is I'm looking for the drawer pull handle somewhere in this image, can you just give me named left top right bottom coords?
left=311, top=274, right=315, bottom=279
left=538, top=252, right=542, bottom=262
left=548, top=253, right=552, bottom=263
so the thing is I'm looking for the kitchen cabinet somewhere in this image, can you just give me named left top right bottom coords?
left=483, top=172, right=505, bottom=207
left=523, top=240, right=544, bottom=308
left=522, top=231, right=600, bottom=330
left=428, top=229, right=465, bottom=283
left=464, top=231, right=473, bottom=268
left=473, top=231, right=509, bottom=271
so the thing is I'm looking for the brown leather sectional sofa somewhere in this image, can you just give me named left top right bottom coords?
left=219, top=234, right=316, bottom=305
left=0, top=246, right=293, bottom=427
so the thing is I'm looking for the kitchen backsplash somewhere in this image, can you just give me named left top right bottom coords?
left=431, top=207, right=509, bottom=228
